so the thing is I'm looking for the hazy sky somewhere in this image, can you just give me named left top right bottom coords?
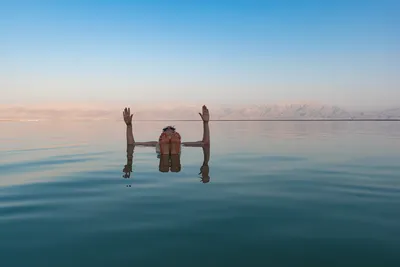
left=1, top=0, right=399, bottom=108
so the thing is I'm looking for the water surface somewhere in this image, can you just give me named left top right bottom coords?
left=1, top=121, right=400, bottom=267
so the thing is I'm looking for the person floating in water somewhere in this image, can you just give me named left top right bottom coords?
left=122, top=105, right=211, bottom=180
left=123, top=105, right=210, bottom=149
left=122, top=139, right=211, bottom=183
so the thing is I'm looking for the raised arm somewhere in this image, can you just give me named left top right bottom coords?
left=199, top=105, right=210, bottom=145
left=182, top=105, right=210, bottom=147
left=123, top=108, right=135, bottom=145
left=123, top=107, right=157, bottom=147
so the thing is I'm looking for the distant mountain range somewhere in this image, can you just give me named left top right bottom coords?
left=1, top=104, right=399, bottom=121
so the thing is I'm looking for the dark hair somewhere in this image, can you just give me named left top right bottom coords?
left=163, top=126, right=176, bottom=132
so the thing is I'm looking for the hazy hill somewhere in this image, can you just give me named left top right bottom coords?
left=0, top=104, right=399, bottom=121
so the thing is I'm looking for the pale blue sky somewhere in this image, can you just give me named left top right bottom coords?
left=1, top=0, right=399, bottom=108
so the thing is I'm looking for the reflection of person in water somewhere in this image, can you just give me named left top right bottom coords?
left=159, top=154, right=181, bottom=173
left=123, top=143, right=210, bottom=181
left=122, top=105, right=211, bottom=179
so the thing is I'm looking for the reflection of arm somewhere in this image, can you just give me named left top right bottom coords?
left=199, top=145, right=210, bottom=183
left=123, top=144, right=135, bottom=178
left=202, top=145, right=210, bottom=166
left=124, top=142, right=155, bottom=179
left=127, top=144, right=134, bottom=165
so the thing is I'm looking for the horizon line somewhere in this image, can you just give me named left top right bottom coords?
left=1, top=119, right=400, bottom=122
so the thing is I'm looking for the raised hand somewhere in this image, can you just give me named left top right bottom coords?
left=123, top=107, right=133, bottom=125
left=198, top=105, right=210, bottom=122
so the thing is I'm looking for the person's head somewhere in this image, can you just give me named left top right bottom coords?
left=162, top=125, right=176, bottom=137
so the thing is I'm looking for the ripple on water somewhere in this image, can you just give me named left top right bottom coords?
left=1, top=122, right=400, bottom=267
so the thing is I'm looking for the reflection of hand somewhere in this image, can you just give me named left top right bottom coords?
left=123, top=107, right=133, bottom=125
left=198, top=105, right=210, bottom=122
left=123, top=164, right=132, bottom=178
left=199, top=164, right=210, bottom=183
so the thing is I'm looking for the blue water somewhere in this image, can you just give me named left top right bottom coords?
left=1, top=121, right=400, bottom=267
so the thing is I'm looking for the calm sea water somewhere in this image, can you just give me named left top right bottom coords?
left=1, top=121, right=400, bottom=267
